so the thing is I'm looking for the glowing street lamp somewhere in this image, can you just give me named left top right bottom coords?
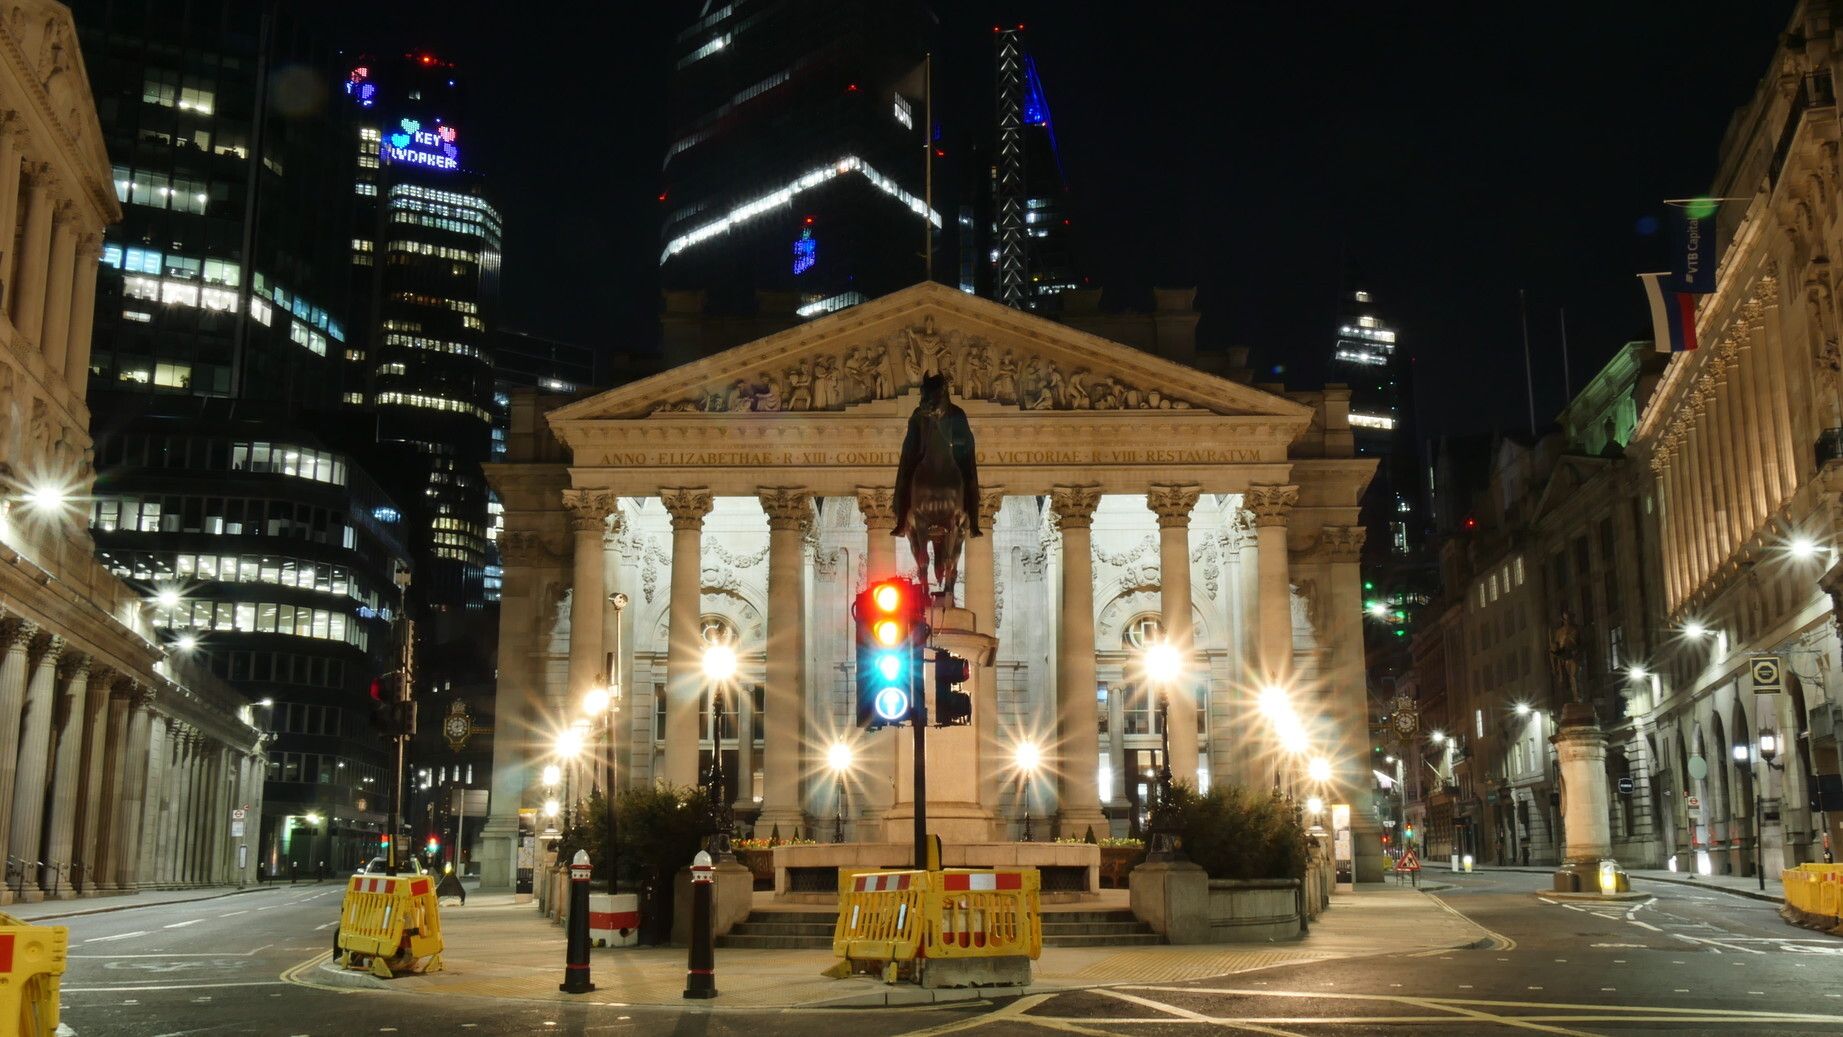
left=541, top=764, right=562, bottom=788
left=154, top=586, right=182, bottom=609
left=21, top=484, right=66, bottom=512
left=1014, top=741, right=1043, bottom=842
left=1514, top=702, right=1531, bottom=716
left=828, top=742, right=852, bottom=843
left=1306, top=757, right=1332, bottom=784
left=1305, top=795, right=1325, bottom=818
left=1143, top=642, right=1183, bottom=684
left=701, top=643, right=738, bottom=683
left=1683, top=621, right=1708, bottom=640
left=1789, top=536, right=1821, bottom=561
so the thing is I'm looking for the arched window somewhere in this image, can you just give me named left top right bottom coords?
left=1123, top=614, right=1164, bottom=650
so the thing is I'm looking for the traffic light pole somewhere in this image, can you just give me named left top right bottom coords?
left=912, top=625, right=928, bottom=871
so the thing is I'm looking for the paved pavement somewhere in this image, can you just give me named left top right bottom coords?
left=42, top=867, right=1843, bottom=1035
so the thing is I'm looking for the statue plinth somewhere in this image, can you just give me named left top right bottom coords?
left=1548, top=705, right=1639, bottom=898
left=882, top=603, right=1000, bottom=844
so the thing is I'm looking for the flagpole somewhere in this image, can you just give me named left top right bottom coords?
left=1519, top=288, right=1536, bottom=435
left=1559, top=307, right=1572, bottom=403
left=923, top=51, right=933, bottom=283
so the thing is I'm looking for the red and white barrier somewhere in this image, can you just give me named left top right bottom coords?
left=588, top=892, right=640, bottom=947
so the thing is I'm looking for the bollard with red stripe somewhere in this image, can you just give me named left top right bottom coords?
left=683, top=850, right=717, bottom=999
left=558, top=850, right=595, bottom=994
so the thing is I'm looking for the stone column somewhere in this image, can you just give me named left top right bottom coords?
left=91, top=688, right=133, bottom=891
left=11, top=169, right=53, bottom=344
left=970, top=487, right=1006, bottom=818
left=856, top=487, right=898, bottom=582
left=117, top=702, right=154, bottom=890
left=38, top=213, right=76, bottom=375
left=965, top=488, right=1005, bottom=630
left=1722, top=340, right=1767, bottom=539
left=1739, top=305, right=1786, bottom=509
left=0, top=621, right=34, bottom=849
left=9, top=636, right=62, bottom=893
left=479, top=529, right=549, bottom=891
left=0, top=126, right=22, bottom=292
left=1656, top=464, right=1680, bottom=609
left=149, top=724, right=179, bottom=885
left=1707, top=382, right=1740, bottom=559
left=77, top=673, right=120, bottom=892
left=758, top=487, right=812, bottom=833
left=170, top=733, right=193, bottom=884
left=1050, top=485, right=1105, bottom=833
left=64, top=235, right=100, bottom=398
left=855, top=487, right=900, bottom=832
left=1246, top=486, right=1299, bottom=684
left=1147, top=485, right=1202, bottom=787
left=1551, top=706, right=1625, bottom=893
left=42, top=657, right=89, bottom=896
left=660, top=488, right=713, bottom=788
left=1317, top=525, right=1378, bottom=877
left=562, top=490, right=615, bottom=727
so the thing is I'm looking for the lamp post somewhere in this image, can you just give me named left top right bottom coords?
left=1141, top=642, right=1184, bottom=862
left=591, top=591, right=628, bottom=894
left=702, top=644, right=738, bottom=860
left=541, top=764, right=562, bottom=836
left=1744, top=731, right=1786, bottom=892
left=827, top=742, right=852, bottom=843
left=1014, top=741, right=1042, bottom=842
left=555, top=727, right=585, bottom=828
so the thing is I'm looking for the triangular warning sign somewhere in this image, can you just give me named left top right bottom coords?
left=1396, top=848, right=1421, bottom=871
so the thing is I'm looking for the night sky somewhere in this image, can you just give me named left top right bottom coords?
left=319, top=1, right=1788, bottom=438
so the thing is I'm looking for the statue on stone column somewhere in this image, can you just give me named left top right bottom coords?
left=1549, top=608, right=1584, bottom=705
left=892, top=373, right=980, bottom=595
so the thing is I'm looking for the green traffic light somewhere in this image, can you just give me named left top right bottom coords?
left=875, top=653, right=903, bottom=681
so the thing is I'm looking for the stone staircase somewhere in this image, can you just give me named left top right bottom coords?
left=715, top=907, right=1161, bottom=949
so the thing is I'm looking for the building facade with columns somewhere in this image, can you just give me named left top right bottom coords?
left=479, top=283, right=1377, bottom=888
left=0, top=1, right=266, bottom=900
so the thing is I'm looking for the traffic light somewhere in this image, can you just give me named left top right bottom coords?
left=426, top=836, right=440, bottom=855
left=1403, top=824, right=1416, bottom=842
left=934, top=651, right=971, bottom=727
left=855, top=578, right=924, bottom=728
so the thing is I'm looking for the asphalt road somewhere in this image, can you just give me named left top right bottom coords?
left=50, top=869, right=1843, bottom=1036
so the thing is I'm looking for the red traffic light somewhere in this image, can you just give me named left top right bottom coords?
left=871, top=580, right=904, bottom=614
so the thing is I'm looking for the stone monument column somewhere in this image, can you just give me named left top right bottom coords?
left=660, top=488, right=713, bottom=789
left=1551, top=703, right=1629, bottom=895
left=1245, top=486, right=1299, bottom=687
left=1148, top=484, right=1201, bottom=787
left=758, top=487, right=812, bottom=834
left=561, top=490, right=614, bottom=796
left=1050, top=485, right=1105, bottom=835
left=855, top=487, right=900, bottom=834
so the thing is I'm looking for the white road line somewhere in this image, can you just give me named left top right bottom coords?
left=83, top=931, right=149, bottom=943
left=163, top=919, right=201, bottom=929
left=61, top=981, right=290, bottom=992
left=315, top=921, right=337, bottom=931
left=219, top=910, right=247, bottom=917
left=1629, top=920, right=1663, bottom=932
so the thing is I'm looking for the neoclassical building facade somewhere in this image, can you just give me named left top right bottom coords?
left=0, top=1, right=264, bottom=899
left=480, top=284, right=1377, bottom=887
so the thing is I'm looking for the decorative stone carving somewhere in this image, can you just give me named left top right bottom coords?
left=976, top=485, right=1007, bottom=528
left=1094, top=534, right=1155, bottom=568
left=758, top=487, right=814, bottom=532
left=497, top=529, right=546, bottom=565
left=651, top=322, right=1201, bottom=414
left=561, top=488, right=620, bottom=533
left=854, top=486, right=896, bottom=528
left=1316, top=525, right=1366, bottom=562
left=1049, top=485, right=1102, bottom=529
left=659, top=487, right=713, bottom=529
left=1146, top=484, right=1202, bottom=526
left=708, top=541, right=768, bottom=568
left=1245, top=485, right=1299, bottom=526
left=814, top=548, right=843, bottom=579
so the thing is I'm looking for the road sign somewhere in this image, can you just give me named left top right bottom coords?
left=1750, top=655, right=1783, bottom=694
left=1686, top=795, right=1701, bottom=810
left=231, top=821, right=245, bottom=838
left=1617, top=776, right=1634, bottom=795
left=231, top=808, right=246, bottom=821
left=1396, top=848, right=1421, bottom=872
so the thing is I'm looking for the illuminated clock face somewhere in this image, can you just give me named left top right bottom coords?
left=1392, top=711, right=1418, bottom=736
left=443, top=714, right=468, bottom=741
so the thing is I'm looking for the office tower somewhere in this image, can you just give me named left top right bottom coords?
left=990, top=24, right=1076, bottom=312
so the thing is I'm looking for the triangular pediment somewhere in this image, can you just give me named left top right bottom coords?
left=549, top=283, right=1310, bottom=424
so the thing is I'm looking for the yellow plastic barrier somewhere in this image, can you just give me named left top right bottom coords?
left=336, top=873, right=445, bottom=979
left=1780, top=863, right=1843, bottom=934
left=830, top=866, right=1040, bottom=981
left=0, top=912, right=66, bottom=1037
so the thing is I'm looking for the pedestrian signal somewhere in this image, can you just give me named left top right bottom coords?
left=934, top=651, right=972, bottom=727
left=855, top=578, right=925, bottom=728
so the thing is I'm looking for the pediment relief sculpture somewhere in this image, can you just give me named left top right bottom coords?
left=651, top=321, right=1203, bottom=416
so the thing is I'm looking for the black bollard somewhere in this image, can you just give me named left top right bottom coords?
left=683, top=850, right=717, bottom=999
left=559, top=850, right=595, bottom=994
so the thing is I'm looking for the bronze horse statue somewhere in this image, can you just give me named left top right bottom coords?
left=893, top=373, right=981, bottom=597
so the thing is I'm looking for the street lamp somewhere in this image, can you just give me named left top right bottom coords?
left=701, top=644, right=738, bottom=860
left=1014, top=741, right=1042, bottom=842
left=1307, top=757, right=1332, bottom=784
left=828, top=742, right=852, bottom=843
left=555, top=726, right=585, bottom=827
left=1140, top=644, right=1184, bottom=862
left=1741, top=732, right=1787, bottom=891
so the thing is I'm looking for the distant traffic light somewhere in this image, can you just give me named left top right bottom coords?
left=934, top=651, right=971, bottom=727
left=1403, top=824, right=1416, bottom=842
left=855, top=578, right=925, bottom=728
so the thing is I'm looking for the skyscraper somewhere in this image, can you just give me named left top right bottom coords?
left=989, top=24, right=1077, bottom=313
left=70, top=0, right=411, bottom=872
left=344, top=51, right=503, bottom=616
left=659, top=0, right=941, bottom=319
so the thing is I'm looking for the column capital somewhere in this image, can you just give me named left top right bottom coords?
left=1757, top=273, right=1779, bottom=306
left=1049, top=485, right=1102, bottom=529
left=1146, top=483, right=1202, bottom=527
left=1245, top=484, right=1299, bottom=526
left=659, top=487, right=713, bottom=530
left=561, top=488, right=620, bottom=533
left=75, top=232, right=102, bottom=261
left=32, top=632, right=64, bottom=664
left=1314, top=525, right=1367, bottom=562
left=1, top=617, right=35, bottom=651
left=758, top=487, right=814, bottom=532
left=855, top=486, right=896, bottom=527
left=58, top=651, right=91, bottom=681
left=976, top=486, right=1007, bottom=525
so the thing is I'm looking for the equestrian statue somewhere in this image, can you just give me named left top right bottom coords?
left=892, top=373, right=981, bottom=597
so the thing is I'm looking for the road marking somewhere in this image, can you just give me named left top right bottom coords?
left=1591, top=944, right=1645, bottom=949
left=891, top=993, right=1058, bottom=1036
left=219, top=910, right=247, bottom=917
left=1092, top=989, right=1309, bottom=1036
left=315, top=921, right=338, bottom=930
left=163, top=919, right=201, bottom=929
left=84, top=931, right=149, bottom=943
left=62, top=981, right=290, bottom=992
left=1628, top=920, right=1663, bottom=931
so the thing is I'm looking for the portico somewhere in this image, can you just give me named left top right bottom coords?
left=479, top=284, right=1378, bottom=888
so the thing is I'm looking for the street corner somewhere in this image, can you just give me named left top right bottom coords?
left=281, top=951, right=393, bottom=994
